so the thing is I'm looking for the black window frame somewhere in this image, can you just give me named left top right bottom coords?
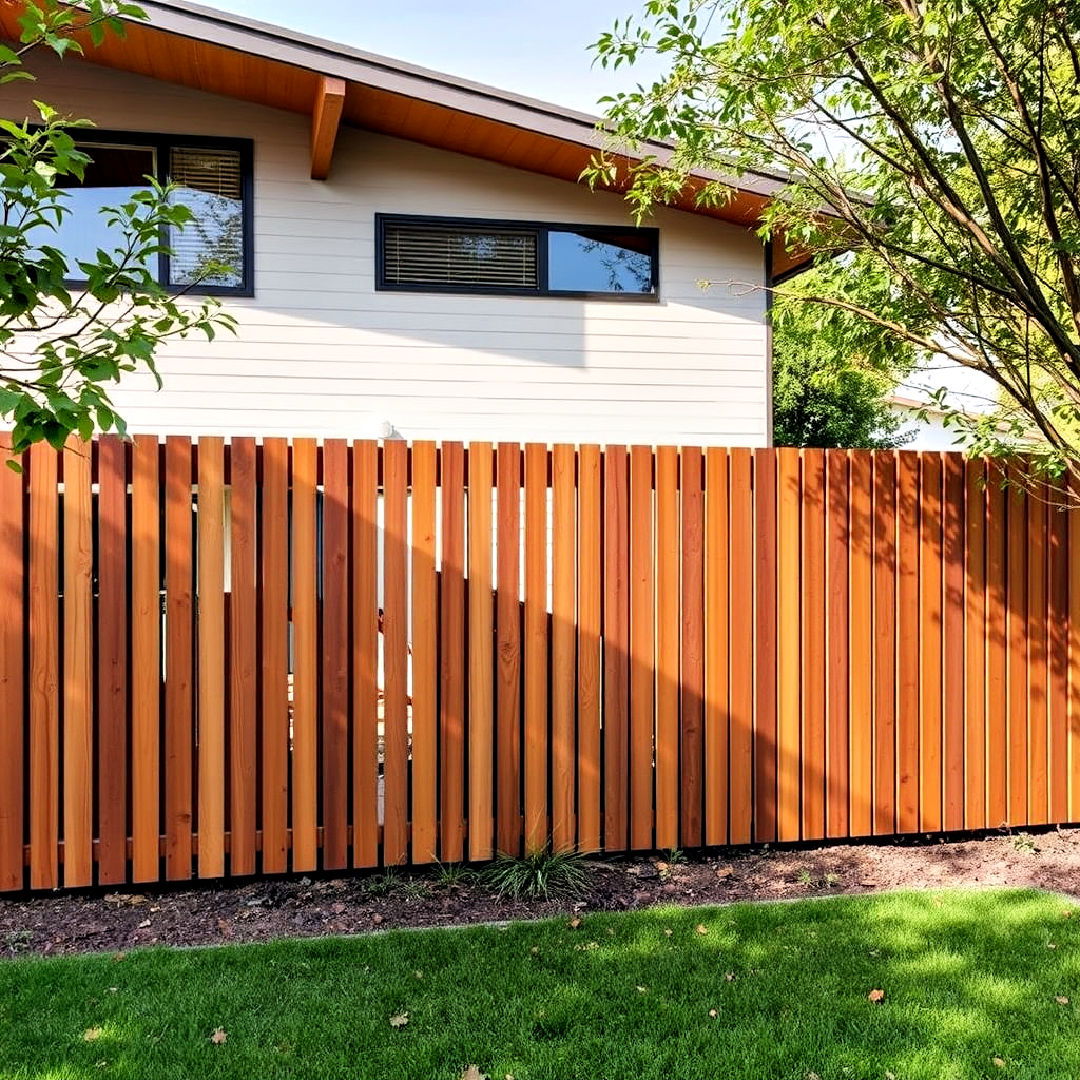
left=374, top=213, right=660, bottom=301
left=50, top=128, right=255, bottom=298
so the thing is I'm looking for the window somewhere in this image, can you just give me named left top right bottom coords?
left=49, top=131, right=253, bottom=295
left=376, top=214, right=659, bottom=299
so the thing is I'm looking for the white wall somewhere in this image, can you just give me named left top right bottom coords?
left=4, top=52, right=770, bottom=446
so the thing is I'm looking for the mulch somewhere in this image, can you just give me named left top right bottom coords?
left=3, top=826, right=1080, bottom=958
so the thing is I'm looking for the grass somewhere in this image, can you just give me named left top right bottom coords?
left=3, top=889, right=1080, bottom=1078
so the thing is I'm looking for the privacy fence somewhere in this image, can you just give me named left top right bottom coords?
left=0, top=437, right=1077, bottom=893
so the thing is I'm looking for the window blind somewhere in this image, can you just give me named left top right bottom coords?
left=382, top=222, right=538, bottom=289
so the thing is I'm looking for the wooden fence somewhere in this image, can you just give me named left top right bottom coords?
left=0, top=437, right=1077, bottom=892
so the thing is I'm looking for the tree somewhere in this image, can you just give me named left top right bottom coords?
left=0, top=1, right=234, bottom=455
left=590, top=0, right=1080, bottom=476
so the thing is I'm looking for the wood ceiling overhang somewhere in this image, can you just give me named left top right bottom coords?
left=0, top=0, right=813, bottom=278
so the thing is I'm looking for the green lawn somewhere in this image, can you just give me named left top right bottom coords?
left=2, top=889, right=1080, bottom=1079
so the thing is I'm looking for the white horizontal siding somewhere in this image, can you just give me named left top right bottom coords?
left=6, top=51, right=771, bottom=446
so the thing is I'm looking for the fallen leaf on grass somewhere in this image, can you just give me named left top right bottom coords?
left=1056, top=996, right=1070, bottom=1005
left=209, top=1028, right=228, bottom=1045
left=389, top=1012, right=409, bottom=1029
left=635, top=985, right=647, bottom=993
left=715, top=867, right=733, bottom=879
left=724, top=971, right=736, bottom=982
left=567, top=917, right=582, bottom=930
left=992, top=1057, right=1006, bottom=1069
left=695, top=924, right=709, bottom=936
left=663, top=928, right=673, bottom=938
left=460, top=1068, right=488, bottom=1080
left=708, top=1008, right=718, bottom=1018
left=867, top=989, right=886, bottom=1003
left=82, top=1027, right=103, bottom=1042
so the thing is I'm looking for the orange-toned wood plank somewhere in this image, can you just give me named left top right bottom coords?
left=776, top=448, right=801, bottom=843
left=826, top=451, right=850, bottom=838
left=496, top=443, right=522, bottom=856
left=1006, top=467, right=1028, bottom=826
left=383, top=440, right=410, bottom=864
left=1049, top=492, right=1068, bottom=824
left=704, top=447, right=729, bottom=847
left=942, top=454, right=966, bottom=831
left=310, top=74, right=346, bottom=179
left=577, top=445, right=602, bottom=853
left=61, top=438, right=93, bottom=887
left=523, top=443, right=548, bottom=854
left=131, top=436, right=160, bottom=883
left=655, top=445, right=680, bottom=850
left=409, top=442, right=439, bottom=863
left=896, top=452, right=920, bottom=834
left=468, top=443, right=496, bottom=861
left=440, top=442, right=467, bottom=862
left=603, top=446, right=630, bottom=852
left=919, top=453, right=944, bottom=834
left=728, top=448, right=754, bottom=845
left=0, top=447, right=23, bottom=891
left=1027, top=485, right=1048, bottom=826
left=964, top=459, right=987, bottom=831
left=1071, top=472, right=1080, bottom=824
left=352, top=441, right=380, bottom=867
left=290, top=439, right=318, bottom=871
left=753, top=448, right=778, bottom=843
left=96, top=436, right=128, bottom=885
left=681, top=447, right=706, bottom=849
left=28, top=442, right=59, bottom=890
left=986, top=464, right=1008, bottom=827
left=629, top=445, right=655, bottom=851
left=164, top=436, right=194, bottom=881
left=260, top=438, right=290, bottom=874
left=321, top=439, right=350, bottom=869
left=195, top=438, right=226, bottom=879
left=872, top=451, right=897, bottom=837
left=801, top=449, right=826, bottom=842
left=848, top=450, right=873, bottom=838
left=551, top=443, right=577, bottom=852
left=228, top=437, right=257, bottom=877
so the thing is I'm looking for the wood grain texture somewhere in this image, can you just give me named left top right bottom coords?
left=964, top=459, right=986, bottom=831
left=576, top=445, right=602, bottom=853
left=0, top=447, right=23, bottom=891
left=776, top=447, right=800, bottom=843
left=551, top=443, right=577, bottom=852
left=942, top=454, right=966, bottom=832
left=728, top=448, right=754, bottom=846
left=603, top=446, right=629, bottom=852
left=655, top=445, right=680, bottom=850
left=872, top=452, right=897, bottom=837
left=801, top=449, right=826, bottom=842
left=919, top=453, right=944, bottom=834
left=848, top=450, right=873, bottom=839
left=825, top=451, right=850, bottom=839
left=985, top=466, right=1008, bottom=827
left=754, top=448, right=778, bottom=843
left=1049, top=493, right=1068, bottom=824
left=704, top=448, right=730, bottom=847
left=1006, top=468, right=1028, bottom=826
left=1026, top=486, right=1048, bottom=826
left=629, top=444, right=655, bottom=851
left=896, top=452, right=920, bottom=834
left=681, top=447, right=705, bottom=849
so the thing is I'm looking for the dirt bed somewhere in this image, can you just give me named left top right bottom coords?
left=3, top=827, right=1080, bottom=958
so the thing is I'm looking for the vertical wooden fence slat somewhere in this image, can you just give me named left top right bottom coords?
left=551, top=443, right=577, bottom=852
left=1049, top=497, right=1068, bottom=824
left=629, top=444, right=655, bottom=851
left=0, top=447, right=23, bottom=891
left=681, top=447, right=705, bottom=848
left=440, top=441, right=467, bottom=862
left=1027, top=486, right=1048, bottom=826
left=523, top=444, right=548, bottom=853
left=576, top=444, right=602, bottom=853
left=655, top=445, right=679, bottom=849
left=825, top=451, right=850, bottom=838
left=468, top=443, right=496, bottom=862
left=351, top=441, right=380, bottom=868
left=753, top=448, right=777, bottom=843
left=131, top=435, right=160, bottom=883
left=1006, top=468, right=1028, bottom=825
left=495, top=443, right=522, bottom=856
left=97, top=436, right=128, bottom=885
left=919, top=453, right=944, bottom=834
left=964, top=459, right=987, bottom=831
left=29, top=442, right=59, bottom=890
left=942, top=454, right=966, bottom=832
left=1070, top=474, right=1080, bottom=824
left=61, top=438, right=93, bottom=887
left=848, top=450, right=873, bottom=838
left=164, top=436, right=194, bottom=881
left=196, top=437, right=226, bottom=879
left=603, top=445, right=630, bottom=852
left=872, top=452, right=897, bottom=837
left=409, top=441, right=438, bottom=863
left=382, top=439, right=410, bottom=865
left=260, top=438, right=290, bottom=875
left=801, top=449, right=827, bottom=842
left=228, top=437, right=257, bottom=877
left=728, top=448, right=754, bottom=845
left=704, top=447, right=730, bottom=847
left=986, top=465, right=1009, bottom=827
left=896, top=452, right=920, bottom=834
left=321, top=438, right=350, bottom=870
left=776, top=448, right=801, bottom=843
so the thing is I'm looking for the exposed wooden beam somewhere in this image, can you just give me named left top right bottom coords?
left=310, top=74, right=346, bottom=180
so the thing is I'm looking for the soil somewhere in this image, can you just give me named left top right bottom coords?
left=3, top=827, right=1080, bottom=959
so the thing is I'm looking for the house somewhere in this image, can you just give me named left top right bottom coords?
left=0, top=0, right=811, bottom=446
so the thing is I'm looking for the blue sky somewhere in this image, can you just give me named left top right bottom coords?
left=205, top=0, right=664, bottom=114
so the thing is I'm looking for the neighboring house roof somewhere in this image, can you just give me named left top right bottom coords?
left=0, top=0, right=813, bottom=278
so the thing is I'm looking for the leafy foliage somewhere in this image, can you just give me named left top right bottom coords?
left=479, top=848, right=590, bottom=901
left=590, top=0, right=1080, bottom=475
left=0, top=1, right=234, bottom=455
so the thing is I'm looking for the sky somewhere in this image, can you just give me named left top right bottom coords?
left=202, top=0, right=665, bottom=115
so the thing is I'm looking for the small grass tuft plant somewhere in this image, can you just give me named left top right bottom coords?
left=434, top=862, right=476, bottom=888
left=364, top=869, right=399, bottom=897
left=480, top=848, right=590, bottom=902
